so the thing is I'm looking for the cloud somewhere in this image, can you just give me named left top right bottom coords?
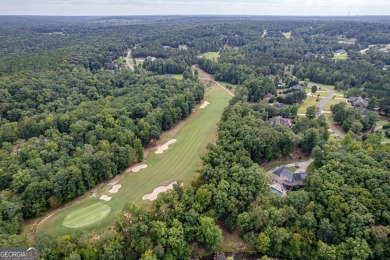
left=1, top=0, right=389, bottom=15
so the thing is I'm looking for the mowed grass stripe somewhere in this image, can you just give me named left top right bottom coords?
left=36, top=83, right=231, bottom=236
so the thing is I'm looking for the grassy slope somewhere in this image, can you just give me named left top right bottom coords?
left=35, top=83, right=232, bottom=236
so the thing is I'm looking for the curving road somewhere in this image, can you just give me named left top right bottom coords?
left=308, top=83, right=345, bottom=139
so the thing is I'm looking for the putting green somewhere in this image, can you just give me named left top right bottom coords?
left=62, top=203, right=111, bottom=229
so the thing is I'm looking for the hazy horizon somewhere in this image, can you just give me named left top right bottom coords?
left=1, top=0, right=390, bottom=16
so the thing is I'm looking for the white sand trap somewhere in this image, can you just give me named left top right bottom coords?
left=143, top=182, right=177, bottom=201
left=155, top=139, right=177, bottom=154
left=109, top=184, right=122, bottom=193
left=90, top=193, right=96, bottom=198
left=100, top=195, right=112, bottom=201
left=132, top=164, right=148, bottom=172
left=200, top=101, right=210, bottom=109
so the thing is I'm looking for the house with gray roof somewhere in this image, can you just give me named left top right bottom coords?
left=290, top=85, right=305, bottom=92
left=348, top=96, right=369, bottom=107
left=272, top=166, right=307, bottom=187
left=269, top=116, right=292, bottom=128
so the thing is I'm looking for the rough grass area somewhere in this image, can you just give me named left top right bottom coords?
left=36, top=78, right=232, bottom=236
left=201, top=52, right=220, bottom=60
left=173, top=74, right=183, bottom=80
left=62, top=203, right=111, bottom=229
left=333, top=53, right=348, bottom=60
left=337, top=37, right=356, bottom=44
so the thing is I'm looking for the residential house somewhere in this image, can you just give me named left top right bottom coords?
left=348, top=96, right=369, bottom=107
left=290, top=85, right=305, bottom=92
left=146, top=56, right=156, bottom=62
left=271, top=102, right=285, bottom=108
left=335, top=49, right=347, bottom=55
left=269, top=116, right=293, bottom=128
left=272, top=166, right=308, bottom=187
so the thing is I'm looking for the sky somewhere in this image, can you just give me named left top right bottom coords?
left=0, top=0, right=389, bottom=16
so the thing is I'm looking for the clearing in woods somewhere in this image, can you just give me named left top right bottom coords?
left=34, top=73, right=232, bottom=236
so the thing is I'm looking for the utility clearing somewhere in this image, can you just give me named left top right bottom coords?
left=35, top=72, right=232, bottom=236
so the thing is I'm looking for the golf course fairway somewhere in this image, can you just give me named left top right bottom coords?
left=35, top=82, right=232, bottom=236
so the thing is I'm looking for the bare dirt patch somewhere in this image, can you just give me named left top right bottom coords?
left=142, top=182, right=176, bottom=201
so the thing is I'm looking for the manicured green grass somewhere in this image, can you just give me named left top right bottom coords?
left=298, top=99, right=319, bottom=114
left=307, top=91, right=328, bottom=98
left=36, top=83, right=232, bottom=236
left=202, top=52, right=220, bottom=60
left=283, top=31, right=292, bottom=39
left=323, top=98, right=350, bottom=111
left=263, top=158, right=309, bottom=172
left=333, top=53, right=348, bottom=60
left=288, top=166, right=297, bottom=172
left=62, top=203, right=111, bottom=229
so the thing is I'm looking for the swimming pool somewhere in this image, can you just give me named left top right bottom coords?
left=271, top=187, right=283, bottom=195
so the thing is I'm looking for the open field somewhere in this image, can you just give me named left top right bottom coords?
left=200, top=52, right=220, bottom=60
left=337, top=37, right=356, bottom=44
left=323, top=98, right=350, bottom=111
left=333, top=53, right=348, bottom=60
left=179, top=45, right=188, bottom=50
left=298, top=99, right=319, bottom=114
left=283, top=31, right=292, bottom=39
left=34, top=82, right=232, bottom=236
left=376, top=116, right=390, bottom=127
left=173, top=74, right=183, bottom=80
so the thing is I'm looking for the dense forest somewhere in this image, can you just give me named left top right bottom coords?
left=0, top=16, right=390, bottom=259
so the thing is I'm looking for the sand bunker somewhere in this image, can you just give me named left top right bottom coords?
left=155, top=139, right=177, bottom=154
left=109, top=184, right=121, bottom=193
left=200, top=101, right=210, bottom=109
left=132, top=164, right=148, bottom=172
left=100, top=195, right=112, bottom=201
left=142, top=182, right=177, bottom=201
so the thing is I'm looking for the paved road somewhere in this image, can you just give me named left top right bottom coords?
left=124, top=49, right=134, bottom=71
left=307, top=83, right=345, bottom=139
left=268, top=158, right=314, bottom=175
